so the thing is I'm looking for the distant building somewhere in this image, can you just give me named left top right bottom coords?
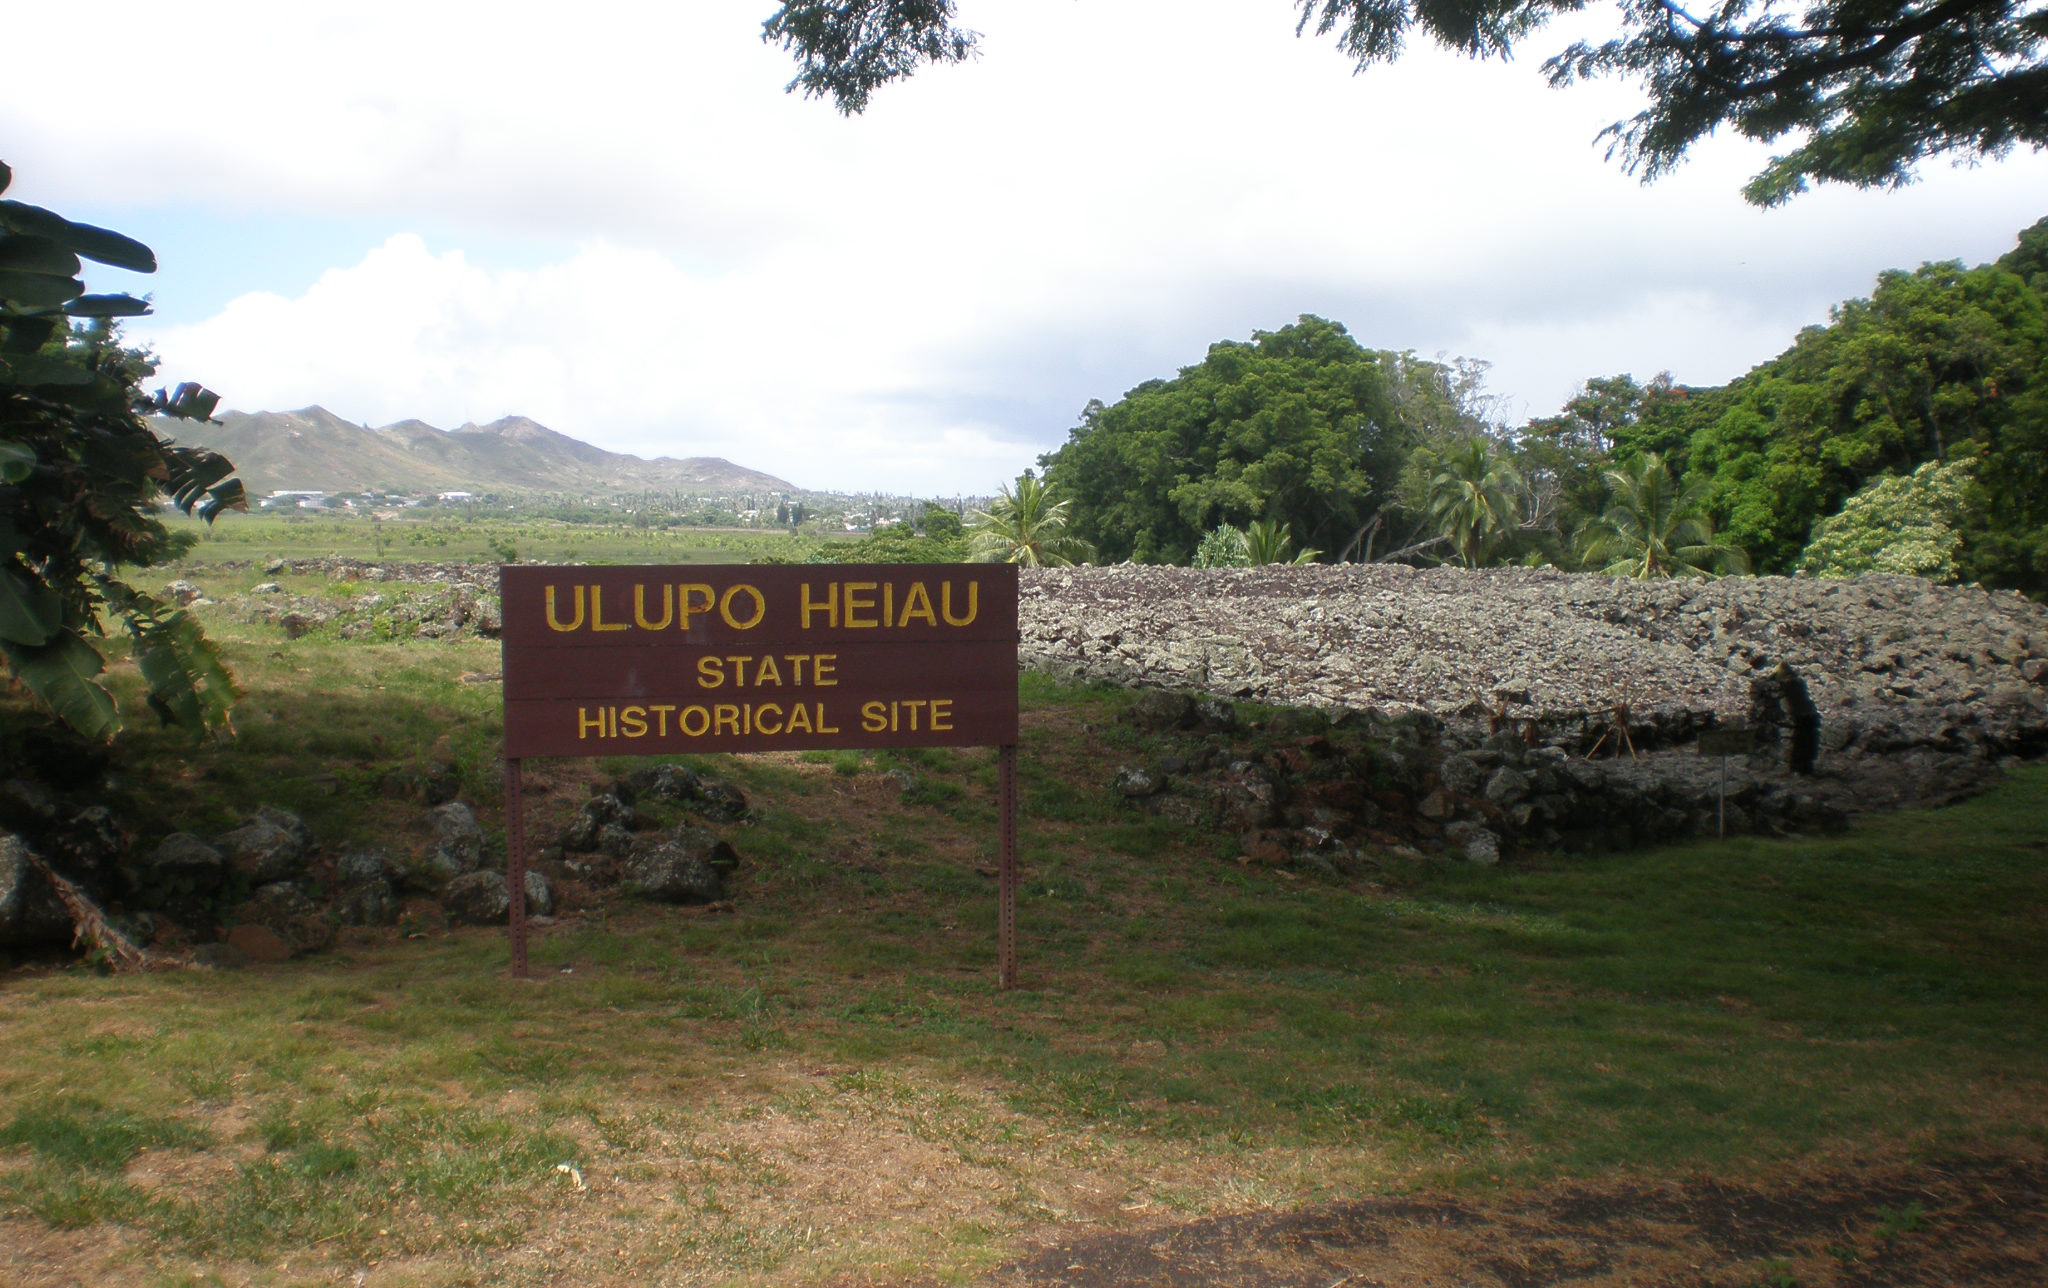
left=438, top=491, right=476, bottom=502
left=261, top=490, right=327, bottom=509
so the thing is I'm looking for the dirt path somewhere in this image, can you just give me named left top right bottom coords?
left=981, top=1154, right=2047, bottom=1288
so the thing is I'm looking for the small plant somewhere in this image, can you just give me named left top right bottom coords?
left=1874, top=1201, right=1927, bottom=1240
left=1739, top=1261, right=1799, bottom=1288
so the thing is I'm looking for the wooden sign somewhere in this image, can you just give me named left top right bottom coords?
left=499, top=564, right=1019, bottom=757
left=1698, top=725, right=1756, bottom=757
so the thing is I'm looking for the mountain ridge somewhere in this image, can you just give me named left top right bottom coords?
left=160, top=406, right=800, bottom=497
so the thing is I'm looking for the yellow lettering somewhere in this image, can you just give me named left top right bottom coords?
left=650, top=704, right=675, bottom=736
left=753, top=655, right=783, bottom=686
left=816, top=702, right=840, bottom=733
left=620, top=706, right=648, bottom=737
left=800, top=582, right=837, bottom=629
left=589, top=585, right=629, bottom=632
left=577, top=705, right=606, bottom=738
left=678, top=583, right=716, bottom=629
left=697, top=656, right=724, bottom=688
left=941, top=581, right=978, bottom=627
left=785, top=703, right=813, bottom=734
left=897, top=582, right=937, bottom=627
left=633, top=583, right=674, bottom=630
left=843, top=581, right=879, bottom=628
left=679, top=705, right=710, bottom=737
left=754, top=703, right=784, bottom=736
left=930, top=698, right=953, bottom=731
left=814, top=654, right=838, bottom=686
left=545, top=585, right=586, bottom=632
left=714, top=704, right=741, bottom=736
left=861, top=700, right=887, bottom=733
left=720, top=584, right=766, bottom=630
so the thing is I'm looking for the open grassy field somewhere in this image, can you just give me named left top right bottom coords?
left=162, top=510, right=826, bottom=567
left=2, top=543, right=2045, bottom=1286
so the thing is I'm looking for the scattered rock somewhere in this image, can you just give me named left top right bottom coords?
left=0, top=833, right=72, bottom=949
left=441, top=871, right=512, bottom=925
left=215, top=810, right=311, bottom=884
left=624, top=827, right=737, bottom=904
left=1114, top=765, right=1166, bottom=798
left=419, top=801, right=486, bottom=880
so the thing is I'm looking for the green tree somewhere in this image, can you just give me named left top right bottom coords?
left=1578, top=453, right=1749, bottom=578
left=765, top=0, right=2046, bottom=204
left=1040, top=316, right=1476, bottom=564
left=1418, top=436, right=1526, bottom=567
left=2, top=162, right=244, bottom=738
left=1686, top=246, right=2046, bottom=581
left=1801, top=457, right=1976, bottom=581
left=967, top=473, right=1095, bottom=566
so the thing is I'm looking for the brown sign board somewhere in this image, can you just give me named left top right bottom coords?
left=499, top=563, right=1019, bottom=757
left=1698, top=725, right=1756, bottom=757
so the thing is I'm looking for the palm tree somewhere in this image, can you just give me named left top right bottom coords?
left=967, top=473, right=1097, bottom=567
left=1424, top=437, right=1525, bottom=567
left=1241, top=519, right=1320, bottom=565
left=1578, top=453, right=1750, bottom=578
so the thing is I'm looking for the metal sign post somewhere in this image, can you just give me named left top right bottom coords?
left=1698, top=725, right=1756, bottom=840
left=504, top=756, right=529, bottom=978
left=497, top=564, right=1023, bottom=986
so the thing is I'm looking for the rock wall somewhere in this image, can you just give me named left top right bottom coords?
left=1021, top=565, right=2048, bottom=758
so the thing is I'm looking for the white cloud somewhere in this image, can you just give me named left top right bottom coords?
left=14, top=0, right=2047, bottom=493
left=139, top=233, right=1048, bottom=492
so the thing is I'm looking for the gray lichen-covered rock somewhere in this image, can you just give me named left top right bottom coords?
left=624, top=827, right=736, bottom=904
left=215, top=810, right=311, bottom=884
left=1443, top=820, right=1501, bottom=866
left=149, top=833, right=226, bottom=886
left=441, top=869, right=554, bottom=925
left=333, top=877, right=400, bottom=927
left=334, top=846, right=394, bottom=886
left=0, top=833, right=72, bottom=949
left=441, top=871, right=510, bottom=925
left=420, top=801, right=485, bottom=879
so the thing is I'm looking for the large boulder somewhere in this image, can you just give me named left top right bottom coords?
left=624, top=827, right=737, bottom=904
left=216, top=809, right=311, bottom=884
left=0, top=833, right=72, bottom=950
left=417, top=801, right=486, bottom=881
left=441, top=869, right=554, bottom=925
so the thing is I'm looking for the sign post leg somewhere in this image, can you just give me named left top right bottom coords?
left=505, top=756, right=530, bottom=979
left=999, top=743, right=1018, bottom=990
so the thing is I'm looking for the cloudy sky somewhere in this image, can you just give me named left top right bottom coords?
left=7, top=1, right=2044, bottom=496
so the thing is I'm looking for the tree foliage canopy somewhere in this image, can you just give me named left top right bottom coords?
left=1684, top=239, right=2047, bottom=583
left=1800, top=456, right=1976, bottom=579
left=1, top=161, right=244, bottom=738
left=765, top=0, right=2046, bottom=202
left=1038, top=316, right=1476, bottom=564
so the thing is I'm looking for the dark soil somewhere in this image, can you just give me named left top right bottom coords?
left=983, top=1154, right=2047, bottom=1288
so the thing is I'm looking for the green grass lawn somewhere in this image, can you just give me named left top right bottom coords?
left=3, top=618, right=2045, bottom=1284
